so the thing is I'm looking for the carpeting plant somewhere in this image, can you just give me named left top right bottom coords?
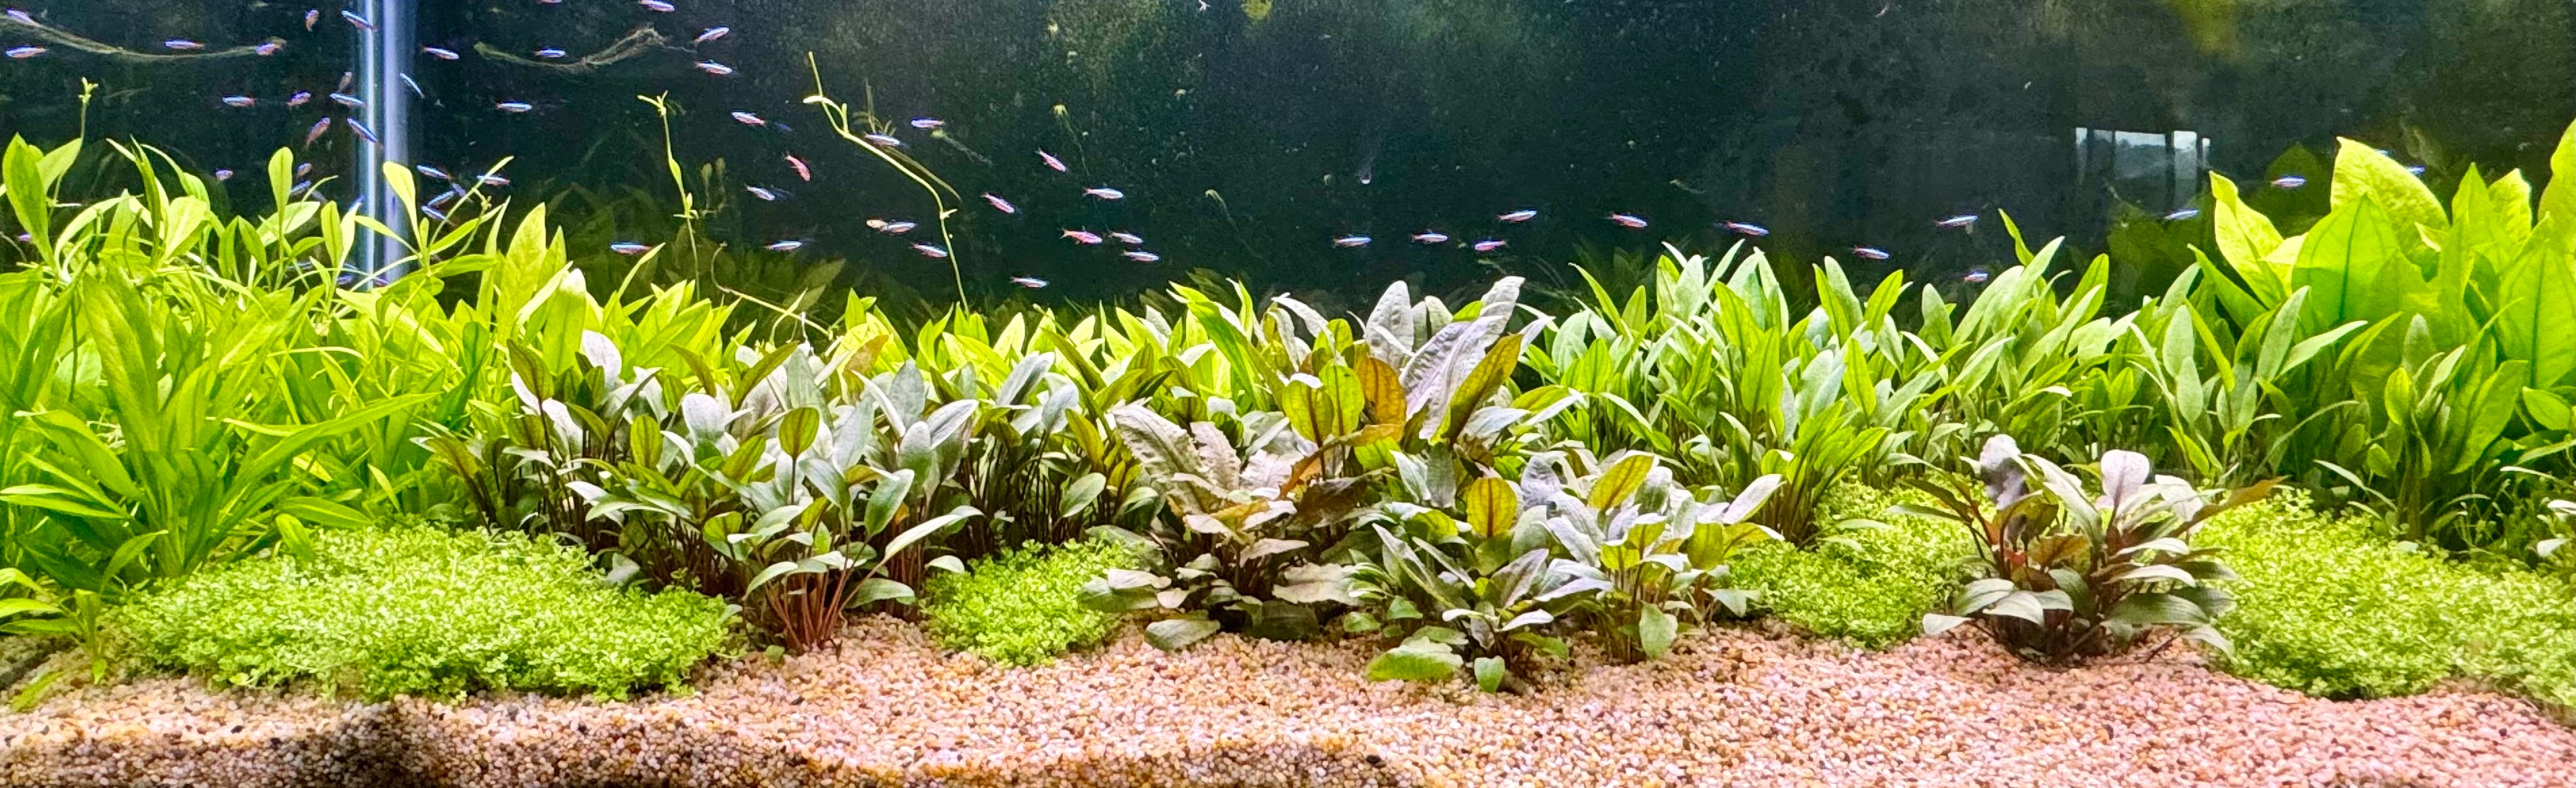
left=923, top=538, right=1137, bottom=665
left=116, top=526, right=733, bottom=701
left=2200, top=494, right=2575, bottom=709
left=1731, top=485, right=1978, bottom=649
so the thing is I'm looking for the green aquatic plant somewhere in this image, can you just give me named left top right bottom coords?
left=1906, top=435, right=2275, bottom=665
left=924, top=538, right=1137, bottom=665
left=2201, top=494, right=2573, bottom=709
left=116, top=526, right=732, bottom=701
left=803, top=55, right=968, bottom=303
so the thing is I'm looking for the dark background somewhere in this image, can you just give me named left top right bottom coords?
left=5, top=0, right=2571, bottom=309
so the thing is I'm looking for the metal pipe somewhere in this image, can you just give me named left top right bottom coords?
left=353, top=0, right=413, bottom=281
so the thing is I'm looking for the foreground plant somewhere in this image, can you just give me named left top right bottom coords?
left=1904, top=435, right=2274, bottom=665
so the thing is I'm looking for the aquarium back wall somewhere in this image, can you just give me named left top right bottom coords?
left=5, top=0, right=2570, bottom=305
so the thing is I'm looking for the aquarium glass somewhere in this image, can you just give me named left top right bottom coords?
left=5, top=0, right=2571, bottom=307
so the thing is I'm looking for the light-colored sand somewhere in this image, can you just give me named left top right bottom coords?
left=1, top=618, right=2568, bottom=787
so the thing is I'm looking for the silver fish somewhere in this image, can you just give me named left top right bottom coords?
left=1497, top=209, right=1537, bottom=223
left=1934, top=213, right=1980, bottom=228
left=1332, top=235, right=1372, bottom=248
left=1010, top=277, right=1049, bottom=288
left=1083, top=186, right=1124, bottom=200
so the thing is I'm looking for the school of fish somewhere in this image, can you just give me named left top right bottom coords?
left=0, top=1, right=2418, bottom=290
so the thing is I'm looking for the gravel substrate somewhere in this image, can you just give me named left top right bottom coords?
left=2, top=618, right=2569, bottom=787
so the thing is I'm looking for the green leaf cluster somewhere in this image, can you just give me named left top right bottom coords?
left=116, top=527, right=733, bottom=701
left=923, top=539, right=1137, bottom=665
left=2201, top=495, right=2574, bottom=709
left=1730, top=485, right=1977, bottom=649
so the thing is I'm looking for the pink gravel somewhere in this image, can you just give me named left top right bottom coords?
left=1, top=617, right=2569, bottom=787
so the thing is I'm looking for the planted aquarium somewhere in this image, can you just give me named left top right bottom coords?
left=1, top=1, right=2572, bottom=785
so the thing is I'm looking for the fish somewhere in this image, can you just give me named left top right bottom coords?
left=338, top=71, right=353, bottom=91
left=422, top=46, right=460, bottom=60
left=213, top=169, right=234, bottom=181
left=878, top=221, right=916, bottom=234
left=1934, top=213, right=1980, bottom=228
left=784, top=154, right=811, bottom=181
left=744, top=185, right=782, bottom=201
left=610, top=242, right=652, bottom=255
left=400, top=74, right=424, bottom=99
left=1038, top=150, right=1067, bottom=172
left=296, top=162, right=315, bottom=177
left=1062, top=229, right=1103, bottom=244
left=2404, top=165, right=2426, bottom=176
left=6, top=7, right=33, bottom=24
left=1083, top=186, right=1125, bottom=200
left=1721, top=221, right=1769, bottom=237
left=1010, top=277, right=1049, bottom=288
left=1332, top=235, right=1372, bottom=248
left=495, top=102, right=535, bottom=113
left=304, top=9, right=318, bottom=30
left=164, top=39, right=204, bottom=50
left=863, top=133, right=903, bottom=148
left=1122, top=250, right=1160, bottom=263
left=476, top=174, right=510, bottom=187
left=1497, top=209, right=1538, bottom=223
left=304, top=118, right=332, bottom=147
left=4, top=46, right=45, bottom=60
left=340, top=9, right=373, bottom=30
left=1472, top=238, right=1508, bottom=252
left=766, top=240, right=805, bottom=251
left=534, top=47, right=568, bottom=60
left=349, top=119, right=380, bottom=145
left=982, top=193, right=1018, bottom=213
left=639, top=0, right=675, bottom=11
left=1109, top=232, right=1144, bottom=245
left=1411, top=231, right=1449, bottom=244
left=287, top=91, right=312, bottom=107
left=1850, top=246, right=1891, bottom=261
left=1607, top=213, right=1648, bottom=229
left=2162, top=208, right=2202, bottom=221
left=254, top=41, right=282, bottom=56
left=694, top=61, right=736, bottom=76
left=909, top=117, right=945, bottom=129
left=329, top=92, right=363, bottom=108
left=694, top=26, right=731, bottom=44
left=911, top=243, right=950, bottom=259
left=1962, top=267, right=1992, bottom=284
left=221, top=95, right=256, bottom=108
left=420, top=206, right=449, bottom=222
left=425, top=188, right=462, bottom=209
left=730, top=111, right=767, bottom=127
left=2269, top=175, right=2307, bottom=189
